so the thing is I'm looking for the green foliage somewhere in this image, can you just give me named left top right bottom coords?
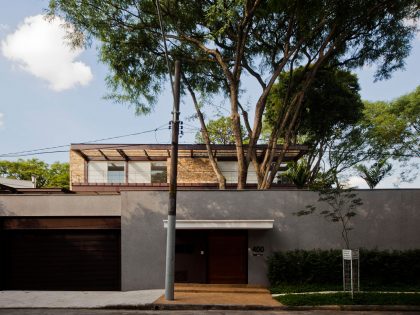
left=265, top=67, right=365, bottom=187
left=271, top=283, right=420, bottom=294
left=361, top=86, right=420, bottom=182
left=355, top=159, right=392, bottom=189
left=195, top=116, right=245, bottom=144
left=268, top=250, right=342, bottom=286
left=0, top=159, right=69, bottom=189
left=48, top=0, right=419, bottom=114
left=284, top=160, right=310, bottom=188
left=48, top=0, right=418, bottom=188
left=266, top=67, right=363, bottom=142
left=276, top=292, right=420, bottom=306
left=363, top=86, right=419, bottom=154
left=271, top=283, right=341, bottom=294
left=268, top=249, right=420, bottom=289
left=47, top=162, right=71, bottom=189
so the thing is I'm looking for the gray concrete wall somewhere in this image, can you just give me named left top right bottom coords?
left=0, top=194, right=121, bottom=216
left=121, top=189, right=420, bottom=290
left=1, top=190, right=418, bottom=290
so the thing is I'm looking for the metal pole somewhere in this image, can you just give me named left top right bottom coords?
left=165, top=60, right=181, bottom=301
left=350, top=257, right=354, bottom=299
left=342, top=251, right=345, bottom=292
left=358, top=256, right=360, bottom=292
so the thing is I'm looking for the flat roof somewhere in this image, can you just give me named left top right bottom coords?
left=70, top=143, right=308, bottom=162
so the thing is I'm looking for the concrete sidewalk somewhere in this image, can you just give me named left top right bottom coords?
left=0, top=284, right=279, bottom=309
left=0, top=290, right=163, bottom=308
left=153, top=284, right=281, bottom=308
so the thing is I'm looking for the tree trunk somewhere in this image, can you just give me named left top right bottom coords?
left=183, top=75, right=226, bottom=189
left=229, top=83, right=247, bottom=189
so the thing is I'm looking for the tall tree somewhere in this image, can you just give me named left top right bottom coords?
left=0, top=159, right=69, bottom=189
left=49, top=0, right=419, bottom=189
left=362, top=86, right=419, bottom=182
left=265, top=67, right=364, bottom=186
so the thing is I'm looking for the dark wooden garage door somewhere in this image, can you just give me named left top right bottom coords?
left=0, top=218, right=120, bottom=291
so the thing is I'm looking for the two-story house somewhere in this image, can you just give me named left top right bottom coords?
left=69, top=143, right=308, bottom=192
left=1, top=142, right=419, bottom=291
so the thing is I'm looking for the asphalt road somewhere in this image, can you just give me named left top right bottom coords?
left=0, top=310, right=419, bottom=315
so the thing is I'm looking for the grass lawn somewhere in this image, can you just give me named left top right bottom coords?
left=275, top=292, right=420, bottom=306
left=271, top=283, right=420, bottom=294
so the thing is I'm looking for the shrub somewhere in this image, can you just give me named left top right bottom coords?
left=268, top=249, right=420, bottom=288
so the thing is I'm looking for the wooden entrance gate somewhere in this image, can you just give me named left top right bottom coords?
left=175, top=230, right=247, bottom=284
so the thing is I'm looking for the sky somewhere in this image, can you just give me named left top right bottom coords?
left=0, top=1, right=419, bottom=188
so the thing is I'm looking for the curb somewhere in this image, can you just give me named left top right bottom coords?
left=102, top=303, right=420, bottom=312
left=2, top=304, right=420, bottom=311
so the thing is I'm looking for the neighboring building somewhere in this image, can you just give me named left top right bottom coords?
left=70, top=143, right=308, bottom=191
left=0, top=177, right=35, bottom=189
left=0, top=177, right=70, bottom=194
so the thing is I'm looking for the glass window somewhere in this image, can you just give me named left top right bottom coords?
left=107, top=162, right=125, bottom=183
left=151, top=162, right=167, bottom=183
left=217, top=161, right=237, bottom=184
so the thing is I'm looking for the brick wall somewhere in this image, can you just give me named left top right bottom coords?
left=168, top=157, right=218, bottom=184
left=70, top=154, right=219, bottom=187
left=70, top=151, right=85, bottom=187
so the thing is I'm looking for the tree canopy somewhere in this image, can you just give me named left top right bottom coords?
left=265, top=67, right=363, bottom=144
left=195, top=116, right=247, bottom=145
left=265, top=67, right=364, bottom=186
left=363, top=86, right=419, bottom=160
left=49, top=0, right=419, bottom=188
left=296, top=85, right=419, bottom=188
left=360, top=86, right=420, bottom=183
left=0, top=159, right=69, bottom=189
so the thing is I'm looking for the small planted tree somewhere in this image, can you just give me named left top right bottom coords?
left=296, top=176, right=363, bottom=296
left=296, top=181, right=362, bottom=249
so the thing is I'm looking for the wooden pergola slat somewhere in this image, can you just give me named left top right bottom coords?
left=117, top=149, right=130, bottom=161
left=71, top=143, right=309, bottom=162
left=98, top=149, right=109, bottom=160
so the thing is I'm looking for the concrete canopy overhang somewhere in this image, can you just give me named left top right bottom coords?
left=163, top=219, right=274, bottom=230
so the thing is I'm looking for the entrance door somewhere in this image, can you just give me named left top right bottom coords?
left=174, top=230, right=248, bottom=284
left=175, top=230, right=207, bottom=283
left=207, top=230, right=248, bottom=284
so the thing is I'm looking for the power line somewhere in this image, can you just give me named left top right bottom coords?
left=0, top=150, right=70, bottom=158
left=0, top=124, right=169, bottom=158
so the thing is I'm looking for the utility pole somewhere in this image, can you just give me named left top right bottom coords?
left=165, top=60, right=181, bottom=301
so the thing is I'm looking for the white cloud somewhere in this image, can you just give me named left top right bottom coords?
left=0, top=24, right=9, bottom=32
left=1, top=15, right=92, bottom=91
left=344, top=176, right=369, bottom=189
left=0, top=113, right=4, bottom=128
